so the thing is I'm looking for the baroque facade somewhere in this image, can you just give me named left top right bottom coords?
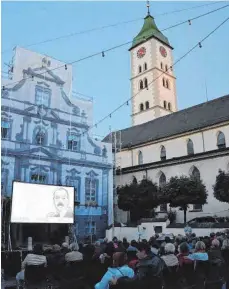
left=103, top=11, right=229, bottom=224
left=1, top=47, right=113, bottom=243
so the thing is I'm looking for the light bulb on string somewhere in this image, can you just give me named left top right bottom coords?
left=199, top=42, right=202, bottom=48
left=126, top=101, right=129, bottom=106
left=109, top=114, right=111, bottom=118
left=102, top=51, right=105, bottom=57
left=65, top=64, right=67, bottom=70
left=32, top=76, right=34, bottom=81
left=2, top=86, right=5, bottom=91
left=188, top=20, right=192, bottom=25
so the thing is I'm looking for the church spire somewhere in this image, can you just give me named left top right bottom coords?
left=146, top=0, right=150, bottom=16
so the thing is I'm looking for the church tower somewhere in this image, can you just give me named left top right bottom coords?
left=130, top=5, right=177, bottom=126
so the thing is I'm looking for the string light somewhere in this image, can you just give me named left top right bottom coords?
left=126, top=101, right=129, bottom=106
left=2, top=86, right=5, bottom=91
left=199, top=42, right=202, bottom=48
left=65, top=64, right=67, bottom=70
left=102, top=51, right=105, bottom=57
left=188, top=20, right=192, bottom=25
left=31, top=76, right=34, bottom=81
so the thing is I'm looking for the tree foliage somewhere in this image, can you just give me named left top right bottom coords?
left=117, top=177, right=161, bottom=222
left=213, top=170, right=229, bottom=203
left=162, top=175, right=208, bottom=223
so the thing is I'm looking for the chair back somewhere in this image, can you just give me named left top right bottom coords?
left=24, top=264, right=46, bottom=284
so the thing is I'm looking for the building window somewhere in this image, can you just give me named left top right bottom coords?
left=191, top=166, right=202, bottom=210
left=140, top=103, right=144, bottom=111
left=165, top=65, right=168, bottom=72
left=168, top=102, right=171, bottom=111
left=138, top=151, right=143, bottom=165
left=161, top=62, right=163, bottom=70
left=144, top=63, right=147, bottom=71
left=85, top=221, right=96, bottom=235
left=159, top=173, right=167, bottom=212
left=31, top=173, right=46, bottom=184
left=163, top=100, right=167, bottom=109
left=138, top=65, right=142, bottom=74
left=217, top=131, right=226, bottom=149
left=145, top=101, right=149, bottom=109
left=1, top=120, right=10, bottom=139
left=35, top=86, right=51, bottom=107
left=139, top=80, right=144, bottom=90
left=160, top=146, right=166, bottom=161
left=66, top=178, right=80, bottom=202
left=35, top=130, right=46, bottom=145
left=85, top=178, right=97, bottom=203
left=162, top=78, right=165, bottom=87
left=144, top=78, right=148, bottom=89
left=166, top=79, right=170, bottom=89
left=187, top=139, right=194, bottom=155
left=67, top=134, right=80, bottom=151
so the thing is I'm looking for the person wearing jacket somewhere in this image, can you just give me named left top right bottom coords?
left=95, top=252, right=134, bottom=289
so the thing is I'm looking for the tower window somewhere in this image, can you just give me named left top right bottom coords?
left=162, top=78, right=165, bottom=87
left=144, top=78, right=148, bottom=89
left=168, top=102, right=171, bottom=111
left=166, top=79, right=170, bottom=89
left=140, top=103, right=144, bottom=111
left=144, top=63, right=147, bottom=71
left=161, top=62, right=163, bottom=70
left=145, top=101, right=149, bottom=109
left=139, top=80, right=144, bottom=90
left=68, top=134, right=80, bottom=151
left=163, top=100, right=167, bottom=109
left=138, top=65, right=142, bottom=74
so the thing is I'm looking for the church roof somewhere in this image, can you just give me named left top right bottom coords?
left=130, top=14, right=171, bottom=50
left=103, top=94, right=229, bottom=149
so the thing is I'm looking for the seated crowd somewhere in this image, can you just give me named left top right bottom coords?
left=15, top=231, right=229, bottom=289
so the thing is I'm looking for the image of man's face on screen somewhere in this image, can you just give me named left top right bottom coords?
left=53, top=188, right=69, bottom=213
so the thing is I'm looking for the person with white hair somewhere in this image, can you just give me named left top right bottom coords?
left=65, top=242, right=83, bottom=262
left=161, top=243, right=178, bottom=267
left=188, top=241, right=208, bottom=261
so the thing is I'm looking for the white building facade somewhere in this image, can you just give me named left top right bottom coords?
left=1, top=47, right=113, bottom=244
left=103, top=12, right=229, bottom=224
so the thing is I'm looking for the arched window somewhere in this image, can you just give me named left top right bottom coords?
left=159, top=173, right=167, bottom=212
left=139, top=80, right=144, bottom=90
left=138, top=65, right=142, bottom=74
left=145, top=101, right=149, bottom=109
left=144, top=63, right=147, bottom=71
left=160, top=146, right=166, bottom=161
left=144, top=78, right=148, bottom=89
left=163, top=100, right=167, bottom=109
left=161, top=62, right=163, bottom=70
left=165, top=65, right=168, bottom=72
left=187, top=139, right=194, bottom=155
left=168, top=102, right=171, bottom=111
left=217, top=131, right=226, bottom=149
left=138, top=151, right=143, bottom=165
left=191, top=166, right=202, bottom=210
left=166, top=79, right=170, bottom=89
left=162, top=78, right=165, bottom=87
left=140, top=103, right=144, bottom=111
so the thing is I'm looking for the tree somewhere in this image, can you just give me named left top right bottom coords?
left=162, top=175, right=208, bottom=223
left=213, top=170, right=229, bottom=204
left=117, top=177, right=160, bottom=222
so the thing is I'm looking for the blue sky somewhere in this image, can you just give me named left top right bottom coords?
left=2, top=1, right=229, bottom=139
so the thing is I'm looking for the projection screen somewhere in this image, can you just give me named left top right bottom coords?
left=11, top=181, right=74, bottom=224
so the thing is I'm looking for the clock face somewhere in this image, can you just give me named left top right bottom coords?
left=137, top=47, right=146, bottom=58
left=160, top=46, right=167, bottom=58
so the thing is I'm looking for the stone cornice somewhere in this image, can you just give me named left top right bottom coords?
left=1, top=105, right=89, bottom=129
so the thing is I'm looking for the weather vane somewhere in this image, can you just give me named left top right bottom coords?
left=146, top=0, right=150, bottom=15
